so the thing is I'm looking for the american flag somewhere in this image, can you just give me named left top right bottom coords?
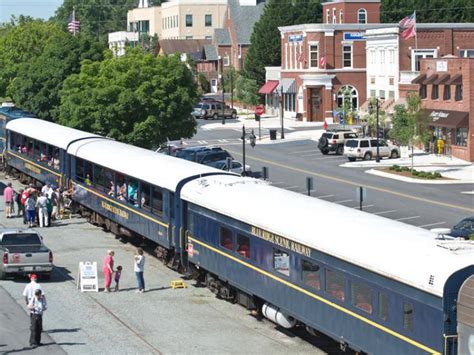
left=399, top=12, right=416, bottom=40
left=68, top=8, right=80, bottom=35
left=319, top=56, right=326, bottom=68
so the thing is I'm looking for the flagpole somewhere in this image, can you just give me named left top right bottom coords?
left=414, top=11, right=418, bottom=50
left=72, top=6, right=76, bottom=36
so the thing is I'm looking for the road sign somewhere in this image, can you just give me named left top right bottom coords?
left=78, top=261, right=99, bottom=292
left=255, top=105, right=265, bottom=116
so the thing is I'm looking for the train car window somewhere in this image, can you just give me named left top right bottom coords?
left=273, top=249, right=290, bottom=276
left=151, top=186, right=163, bottom=215
left=27, top=138, right=34, bottom=158
left=52, top=147, right=60, bottom=170
left=236, top=234, right=250, bottom=258
left=187, top=211, right=194, bottom=230
left=39, top=142, right=47, bottom=163
left=84, top=161, right=93, bottom=185
left=94, top=165, right=112, bottom=193
left=115, top=173, right=127, bottom=201
left=140, top=182, right=151, bottom=211
left=219, top=226, right=233, bottom=250
left=350, top=280, right=373, bottom=314
left=403, top=303, right=413, bottom=331
left=325, top=269, right=345, bottom=301
left=75, top=158, right=84, bottom=181
left=378, top=292, right=388, bottom=320
left=33, top=140, right=40, bottom=161
left=169, top=193, right=175, bottom=218
left=301, top=260, right=320, bottom=290
left=127, top=178, right=139, bottom=206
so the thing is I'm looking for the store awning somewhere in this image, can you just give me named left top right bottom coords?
left=424, top=109, right=469, bottom=128
left=422, top=74, right=438, bottom=85
left=434, top=74, right=450, bottom=85
left=447, top=74, right=462, bottom=85
left=258, top=80, right=279, bottom=95
left=280, top=78, right=296, bottom=94
left=411, top=73, right=427, bottom=84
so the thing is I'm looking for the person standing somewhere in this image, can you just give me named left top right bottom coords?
left=21, top=189, right=30, bottom=224
left=16, top=188, right=23, bottom=217
left=103, top=250, right=114, bottom=292
left=28, top=289, right=47, bottom=348
left=4, top=182, right=14, bottom=218
left=36, top=193, right=49, bottom=228
left=23, top=274, right=45, bottom=305
left=134, top=248, right=145, bottom=293
left=25, top=194, right=36, bottom=228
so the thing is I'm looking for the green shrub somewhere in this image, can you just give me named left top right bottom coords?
left=412, top=170, right=419, bottom=176
left=401, top=166, right=410, bottom=172
left=434, top=172, right=442, bottom=178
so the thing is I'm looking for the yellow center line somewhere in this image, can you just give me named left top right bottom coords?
left=226, top=148, right=474, bottom=213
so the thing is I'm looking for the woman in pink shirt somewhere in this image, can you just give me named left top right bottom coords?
left=4, top=182, right=14, bottom=218
left=103, top=250, right=114, bottom=292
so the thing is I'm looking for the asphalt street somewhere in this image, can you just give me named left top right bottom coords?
left=190, top=120, right=473, bottom=230
left=0, top=177, right=346, bottom=355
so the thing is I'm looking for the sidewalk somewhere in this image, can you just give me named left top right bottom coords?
left=342, top=153, right=474, bottom=184
left=0, top=286, right=65, bottom=354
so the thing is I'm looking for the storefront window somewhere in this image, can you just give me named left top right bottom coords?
left=419, top=85, right=427, bottom=99
left=455, top=128, right=468, bottom=146
left=455, top=85, right=463, bottom=101
left=443, top=85, right=451, bottom=100
left=431, top=85, right=439, bottom=100
left=337, top=85, right=358, bottom=110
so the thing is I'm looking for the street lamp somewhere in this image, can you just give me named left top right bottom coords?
left=368, top=98, right=380, bottom=163
left=241, top=125, right=256, bottom=176
left=279, top=86, right=285, bottom=139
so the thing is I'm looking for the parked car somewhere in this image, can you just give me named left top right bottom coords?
left=195, top=150, right=233, bottom=165
left=175, top=146, right=224, bottom=162
left=0, top=229, right=53, bottom=279
left=155, top=140, right=184, bottom=156
left=196, top=101, right=237, bottom=120
left=344, top=138, right=400, bottom=161
left=449, top=217, right=474, bottom=240
left=207, top=159, right=251, bottom=175
left=318, top=130, right=358, bottom=155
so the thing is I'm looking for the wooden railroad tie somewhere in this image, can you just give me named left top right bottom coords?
left=171, top=280, right=187, bottom=289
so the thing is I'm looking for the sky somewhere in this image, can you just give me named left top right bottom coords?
left=0, top=0, right=63, bottom=23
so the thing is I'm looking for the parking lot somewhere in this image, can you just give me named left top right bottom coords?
left=0, top=176, right=348, bottom=355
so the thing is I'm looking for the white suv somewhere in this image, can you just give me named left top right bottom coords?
left=344, top=138, right=400, bottom=161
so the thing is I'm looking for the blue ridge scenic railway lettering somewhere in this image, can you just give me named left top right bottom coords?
left=251, top=226, right=311, bottom=257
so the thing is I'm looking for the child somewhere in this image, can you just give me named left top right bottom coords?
left=114, top=265, right=122, bottom=292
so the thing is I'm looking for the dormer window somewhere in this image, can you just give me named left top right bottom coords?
left=358, top=8, right=367, bottom=24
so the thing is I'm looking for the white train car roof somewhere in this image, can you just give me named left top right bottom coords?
left=182, top=174, right=474, bottom=297
left=6, top=118, right=101, bottom=150
left=68, top=138, right=226, bottom=192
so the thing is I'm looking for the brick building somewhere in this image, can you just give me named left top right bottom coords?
left=262, top=0, right=474, bottom=126
left=411, top=57, right=473, bottom=162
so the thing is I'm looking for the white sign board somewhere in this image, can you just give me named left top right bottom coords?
left=78, top=261, right=99, bottom=292
left=436, top=61, right=448, bottom=72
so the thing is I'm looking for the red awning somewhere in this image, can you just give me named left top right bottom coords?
left=259, top=80, right=279, bottom=94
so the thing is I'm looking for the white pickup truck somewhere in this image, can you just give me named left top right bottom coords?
left=0, top=229, right=53, bottom=279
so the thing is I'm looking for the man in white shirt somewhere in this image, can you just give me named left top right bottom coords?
left=28, top=289, right=48, bottom=348
left=41, top=183, right=53, bottom=198
left=36, top=193, right=49, bottom=227
left=23, top=274, right=44, bottom=305
left=134, top=248, right=146, bottom=293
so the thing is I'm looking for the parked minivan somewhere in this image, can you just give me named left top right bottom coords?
left=344, top=138, right=400, bottom=161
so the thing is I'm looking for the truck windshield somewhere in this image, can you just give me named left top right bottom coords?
left=2, top=233, right=42, bottom=246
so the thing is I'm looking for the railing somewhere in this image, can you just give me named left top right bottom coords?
left=399, top=71, right=419, bottom=85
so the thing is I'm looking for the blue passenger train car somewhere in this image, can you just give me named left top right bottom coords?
left=4, top=117, right=473, bottom=355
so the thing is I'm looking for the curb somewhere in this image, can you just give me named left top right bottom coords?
left=366, top=169, right=474, bottom=184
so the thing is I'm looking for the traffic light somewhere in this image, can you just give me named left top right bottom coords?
left=255, top=114, right=260, bottom=122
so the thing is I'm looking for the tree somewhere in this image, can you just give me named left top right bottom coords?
left=223, top=67, right=239, bottom=94
left=235, top=76, right=260, bottom=107
left=57, top=49, right=198, bottom=149
left=53, top=0, right=157, bottom=41
left=8, top=32, right=105, bottom=121
left=389, top=92, right=430, bottom=146
left=365, top=97, right=388, bottom=137
left=244, top=0, right=322, bottom=86
left=0, top=18, right=58, bottom=97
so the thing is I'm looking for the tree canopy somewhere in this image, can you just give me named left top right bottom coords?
left=9, top=31, right=105, bottom=121
left=381, top=0, right=473, bottom=23
left=57, top=49, right=198, bottom=149
left=0, top=18, right=59, bottom=98
left=53, top=0, right=161, bottom=41
left=244, top=0, right=322, bottom=86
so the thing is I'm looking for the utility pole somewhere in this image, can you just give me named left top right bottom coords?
left=280, top=86, right=285, bottom=139
left=376, top=98, right=380, bottom=163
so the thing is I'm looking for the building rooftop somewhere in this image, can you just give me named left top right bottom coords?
left=158, top=39, right=211, bottom=56
left=228, top=0, right=266, bottom=45
left=214, top=28, right=232, bottom=45
left=203, top=44, right=219, bottom=61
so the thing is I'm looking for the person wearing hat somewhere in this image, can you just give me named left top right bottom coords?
left=28, top=288, right=47, bottom=348
left=23, top=274, right=45, bottom=305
